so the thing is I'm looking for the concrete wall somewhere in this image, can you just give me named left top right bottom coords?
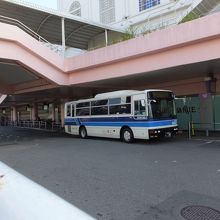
left=56, top=0, right=206, bottom=52
left=57, top=0, right=100, bottom=22
left=175, top=94, right=220, bottom=131
left=57, top=0, right=177, bottom=26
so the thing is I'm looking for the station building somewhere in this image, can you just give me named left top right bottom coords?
left=0, top=0, right=220, bottom=131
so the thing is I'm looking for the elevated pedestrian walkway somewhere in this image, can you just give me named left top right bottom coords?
left=1, top=11, right=220, bottom=96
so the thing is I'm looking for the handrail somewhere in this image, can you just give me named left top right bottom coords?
left=0, top=15, right=61, bottom=54
left=146, top=0, right=187, bottom=24
left=132, top=0, right=191, bottom=34
left=0, top=15, right=48, bottom=42
left=137, top=0, right=213, bottom=34
left=1, top=120, right=62, bottom=131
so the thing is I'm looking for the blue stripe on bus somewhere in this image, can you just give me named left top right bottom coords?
left=64, top=117, right=177, bottom=127
left=64, top=117, right=177, bottom=122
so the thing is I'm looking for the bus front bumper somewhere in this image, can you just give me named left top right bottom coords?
left=149, top=126, right=178, bottom=138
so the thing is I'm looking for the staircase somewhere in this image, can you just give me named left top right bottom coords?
left=180, top=0, right=220, bottom=23
left=191, top=0, right=220, bottom=16
left=0, top=15, right=61, bottom=56
left=0, top=94, right=7, bottom=105
left=136, top=0, right=220, bottom=35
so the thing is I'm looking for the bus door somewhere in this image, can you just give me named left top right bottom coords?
left=133, top=94, right=148, bottom=120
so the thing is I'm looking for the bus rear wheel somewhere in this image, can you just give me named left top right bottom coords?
left=121, top=128, right=134, bottom=143
left=79, top=126, right=87, bottom=139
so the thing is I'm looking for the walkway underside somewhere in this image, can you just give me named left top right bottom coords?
left=0, top=12, right=220, bottom=98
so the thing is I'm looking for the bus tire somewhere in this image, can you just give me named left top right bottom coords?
left=121, top=128, right=134, bottom=143
left=79, top=126, right=87, bottom=139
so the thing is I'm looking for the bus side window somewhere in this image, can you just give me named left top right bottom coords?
left=66, top=105, right=71, bottom=117
left=110, top=104, right=131, bottom=114
left=91, top=106, right=108, bottom=115
left=126, top=96, right=131, bottom=103
left=109, top=98, right=121, bottom=105
left=72, top=105, right=75, bottom=117
left=134, top=100, right=146, bottom=115
left=76, top=108, right=90, bottom=116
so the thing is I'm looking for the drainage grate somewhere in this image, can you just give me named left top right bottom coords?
left=181, top=205, right=220, bottom=220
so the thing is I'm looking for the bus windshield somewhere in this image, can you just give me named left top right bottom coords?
left=148, top=91, right=176, bottom=120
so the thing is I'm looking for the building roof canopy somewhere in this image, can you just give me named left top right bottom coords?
left=0, top=0, right=122, bottom=50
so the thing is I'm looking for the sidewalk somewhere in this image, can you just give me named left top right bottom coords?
left=177, top=130, right=220, bottom=141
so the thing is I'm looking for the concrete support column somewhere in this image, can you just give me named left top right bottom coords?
left=11, top=106, right=17, bottom=122
left=50, top=103, right=55, bottom=121
left=55, top=106, right=59, bottom=123
left=17, top=111, right=20, bottom=122
left=60, top=103, right=65, bottom=128
left=31, top=103, right=38, bottom=121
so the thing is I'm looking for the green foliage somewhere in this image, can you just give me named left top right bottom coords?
left=180, top=13, right=200, bottom=23
left=109, top=38, right=122, bottom=45
left=109, top=27, right=137, bottom=46
left=121, top=27, right=137, bottom=41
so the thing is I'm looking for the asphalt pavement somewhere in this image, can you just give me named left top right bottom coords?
left=0, top=126, right=220, bottom=220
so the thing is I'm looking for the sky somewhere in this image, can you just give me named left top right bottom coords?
left=26, top=0, right=57, bottom=9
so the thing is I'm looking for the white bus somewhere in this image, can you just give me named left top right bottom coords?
left=64, top=90, right=178, bottom=143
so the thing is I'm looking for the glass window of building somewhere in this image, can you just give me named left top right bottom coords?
left=139, top=0, right=160, bottom=12
left=99, top=0, right=115, bottom=24
left=69, top=1, right=81, bottom=16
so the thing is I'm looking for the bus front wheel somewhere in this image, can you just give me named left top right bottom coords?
left=121, top=128, right=134, bottom=143
left=79, top=126, right=87, bottom=139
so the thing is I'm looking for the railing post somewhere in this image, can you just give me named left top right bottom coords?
left=61, top=17, right=66, bottom=58
left=105, top=29, right=108, bottom=47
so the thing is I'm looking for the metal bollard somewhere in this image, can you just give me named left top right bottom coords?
left=205, top=129, right=209, bottom=137
left=188, top=122, right=191, bottom=139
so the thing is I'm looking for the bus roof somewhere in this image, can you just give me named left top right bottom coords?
left=95, top=89, right=172, bottom=99
left=65, top=89, right=173, bottom=105
left=95, top=90, right=139, bottom=99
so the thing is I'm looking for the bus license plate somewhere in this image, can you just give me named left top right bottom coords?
left=165, top=132, right=172, bottom=137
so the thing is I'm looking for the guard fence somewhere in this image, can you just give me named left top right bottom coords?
left=0, top=120, right=62, bottom=131
left=188, top=122, right=220, bottom=139
left=0, top=15, right=62, bottom=55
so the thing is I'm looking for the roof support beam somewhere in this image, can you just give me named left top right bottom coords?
left=66, top=25, right=89, bottom=43
left=36, top=14, right=53, bottom=33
